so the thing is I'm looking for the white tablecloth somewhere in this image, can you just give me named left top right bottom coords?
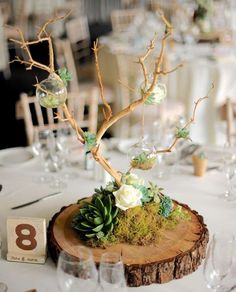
left=0, top=146, right=236, bottom=291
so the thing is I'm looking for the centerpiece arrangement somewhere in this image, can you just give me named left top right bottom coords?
left=10, top=11, right=210, bottom=286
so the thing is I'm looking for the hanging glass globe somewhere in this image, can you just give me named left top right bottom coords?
left=128, top=140, right=157, bottom=170
left=140, top=82, right=167, bottom=105
left=36, top=73, right=67, bottom=108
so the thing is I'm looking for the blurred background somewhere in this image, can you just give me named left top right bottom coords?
left=0, top=0, right=236, bottom=149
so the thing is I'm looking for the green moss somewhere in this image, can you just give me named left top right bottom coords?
left=40, top=94, right=62, bottom=108
left=131, top=155, right=156, bottom=170
left=81, top=201, right=190, bottom=247
left=112, top=202, right=187, bottom=246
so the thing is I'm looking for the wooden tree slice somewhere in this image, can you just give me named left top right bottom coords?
left=47, top=200, right=209, bottom=287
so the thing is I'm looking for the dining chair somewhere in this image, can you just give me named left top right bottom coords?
left=20, top=91, right=98, bottom=145
left=219, top=98, right=236, bottom=146
left=110, top=8, right=144, bottom=33
left=65, top=15, right=91, bottom=72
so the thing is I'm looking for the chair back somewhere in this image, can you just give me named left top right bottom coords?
left=20, top=91, right=98, bottom=145
left=65, top=15, right=91, bottom=62
left=111, top=8, right=143, bottom=33
left=54, top=38, right=79, bottom=92
left=219, top=98, right=236, bottom=145
left=65, top=16, right=90, bottom=44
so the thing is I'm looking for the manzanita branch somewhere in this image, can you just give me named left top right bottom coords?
left=10, top=11, right=208, bottom=186
left=92, top=40, right=112, bottom=121
left=156, top=84, right=214, bottom=154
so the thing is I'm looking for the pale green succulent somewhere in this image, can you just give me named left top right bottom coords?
left=72, top=193, right=119, bottom=241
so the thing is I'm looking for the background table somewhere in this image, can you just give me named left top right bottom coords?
left=99, top=34, right=236, bottom=145
left=0, top=146, right=236, bottom=291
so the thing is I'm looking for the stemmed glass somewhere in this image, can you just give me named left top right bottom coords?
left=99, top=252, right=127, bottom=292
left=203, top=233, right=235, bottom=291
left=0, top=283, right=7, bottom=292
left=31, top=129, right=54, bottom=183
left=46, top=130, right=67, bottom=190
left=56, top=128, right=79, bottom=180
left=222, top=142, right=236, bottom=201
left=57, top=247, right=98, bottom=292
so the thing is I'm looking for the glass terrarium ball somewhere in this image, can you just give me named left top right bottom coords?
left=128, top=140, right=157, bottom=170
left=36, top=73, right=67, bottom=108
left=140, top=82, right=167, bottom=105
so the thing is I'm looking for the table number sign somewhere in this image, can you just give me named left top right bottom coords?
left=7, top=217, right=47, bottom=264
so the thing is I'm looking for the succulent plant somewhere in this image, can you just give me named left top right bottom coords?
left=131, top=152, right=156, bottom=170
left=72, top=193, right=119, bottom=241
left=159, top=195, right=173, bottom=218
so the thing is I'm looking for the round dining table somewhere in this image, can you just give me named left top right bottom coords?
left=0, top=144, right=235, bottom=292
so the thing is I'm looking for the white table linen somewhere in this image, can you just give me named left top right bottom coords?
left=0, top=146, right=235, bottom=291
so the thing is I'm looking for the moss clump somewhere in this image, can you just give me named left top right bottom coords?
left=39, top=94, right=62, bottom=108
left=131, top=154, right=156, bottom=170
left=112, top=202, right=188, bottom=246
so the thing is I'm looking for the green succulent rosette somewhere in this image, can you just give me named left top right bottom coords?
left=71, top=193, right=119, bottom=241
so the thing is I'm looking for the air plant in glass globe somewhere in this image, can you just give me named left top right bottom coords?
left=36, top=73, right=67, bottom=108
left=141, top=82, right=167, bottom=106
left=128, top=140, right=157, bottom=170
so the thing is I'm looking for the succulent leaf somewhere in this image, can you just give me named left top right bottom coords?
left=80, top=221, right=93, bottom=228
left=71, top=193, right=119, bottom=241
left=105, top=214, right=112, bottom=226
left=85, top=233, right=96, bottom=238
left=112, top=207, right=119, bottom=218
left=92, top=224, right=104, bottom=232
left=94, top=217, right=103, bottom=225
left=94, top=197, right=105, bottom=212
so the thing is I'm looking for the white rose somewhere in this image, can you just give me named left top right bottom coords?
left=113, top=184, right=143, bottom=211
left=124, top=173, right=145, bottom=186
left=143, top=83, right=167, bottom=105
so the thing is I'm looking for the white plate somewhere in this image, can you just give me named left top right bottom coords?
left=0, top=147, right=34, bottom=166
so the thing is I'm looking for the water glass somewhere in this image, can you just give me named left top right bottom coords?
left=222, top=142, right=236, bottom=201
left=57, top=128, right=79, bottom=179
left=57, top=246, right=98, bottom=292
left=46, top=131, right=67, bottom=190
left=99, top=252, right=127, bottom=292
left=31, top=129, right=54, bottom=183
left=204, top=233, right=235, bottom=291
left=0, top=283, right=7, bottom=292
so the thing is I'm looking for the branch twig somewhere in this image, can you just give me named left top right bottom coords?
left=137, top=34, right=157, bottom=87
left=156, top=83, right=214, bottom=154
left=92, top=39, right=112, bottom=121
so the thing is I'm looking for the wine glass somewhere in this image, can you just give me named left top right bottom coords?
left=203, top=233, right=235, bottom=291
left=57, top=247, right=98, bottom=292
left=0, top=283, right=8, bottom=292
left=222, top=142, right=236, bottom=201
left=31, top=129, right=54, bottom=183
left=56, top=128, right=79, bottom=180
left=46, top=131, right=67, bottom=190
left=99, top=252, right=127, bottom=292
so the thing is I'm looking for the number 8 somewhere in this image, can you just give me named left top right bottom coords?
left=15, top=224, right=37, bottom=250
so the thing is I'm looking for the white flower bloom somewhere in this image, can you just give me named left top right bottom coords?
left=113, top=184, right=143, bottom=211
left=124, top=173, right=145, bottom=186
